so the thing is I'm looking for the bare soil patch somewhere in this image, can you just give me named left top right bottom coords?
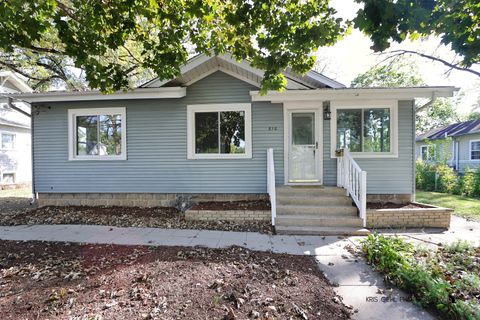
left=0, top=241, right=351, bottom=319
left=0, top=205, right=272, bottom=234
left=367, top=202, right=430, bottom=210
left=190, top=200, right=271, bottom=211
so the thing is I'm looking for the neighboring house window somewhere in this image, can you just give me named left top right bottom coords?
left=1, top=133, right=15, bottom=150
left=68, top=107, right=126, bottom=160
left=187, top=104, right=252, bottom=159
left=331, top=100, right=398, bottom=158
left=1, top=173, right=15, bottom=184
left=470, top=140, right=480, bottom=160
left=420, top=145, right=436, bottom=161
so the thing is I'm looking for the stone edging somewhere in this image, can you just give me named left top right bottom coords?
left=366, top=202, right=453, bottom=228
left=185, top=209, right=270, bottom=221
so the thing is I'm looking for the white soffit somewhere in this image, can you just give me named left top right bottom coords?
left=1, top=87, right=186, bottom=103
left=250, top=87, right=459, bottom=102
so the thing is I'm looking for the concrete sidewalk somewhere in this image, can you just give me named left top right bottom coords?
left=0, top=224, right=435, bottom=320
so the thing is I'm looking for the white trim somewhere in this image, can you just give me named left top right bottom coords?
left=187, top=103, right=252, bottom=160
left=420, top=144, right=436, bottom=161
left=330, top=100, right=398, bottom=159
left=283, top=102, right=323, bottom=185
left=251, top=86, right=459, bottom=102
left=2, top=87, right=186, bottom=103
left=0, top=131, right=16, bottom=151
left=469, top=139, right=480, bottom=160
left=68, top=107, right=127, bottom=161
left=184, top=66, right=262, bottom=88
left=0, top=171, right=16, bottom=184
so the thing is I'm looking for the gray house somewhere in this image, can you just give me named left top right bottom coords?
left=5, top=54, right=457, bottom=233
left=416, top=119, right=480, bottom=172
left=0, top=71, right=33, bottom=187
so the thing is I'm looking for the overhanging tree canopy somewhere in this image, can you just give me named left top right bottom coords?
left=0, top=0, right=344, bottom=92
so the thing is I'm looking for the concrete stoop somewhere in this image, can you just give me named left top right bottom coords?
left=275, top=186, right=369, bottom=236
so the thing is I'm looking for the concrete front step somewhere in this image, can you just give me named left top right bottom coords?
left=275, top=225, right=370, bottom=236
left=276, top=186, right=346, bottom=197
left=277, top=195, right=353, bottom=206
left=276, top=214, right=364, bottom=227
left=276, top=204, right=358, bottom=216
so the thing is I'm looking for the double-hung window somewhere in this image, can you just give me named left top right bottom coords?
left=68, top=107, right=126, bottom=160
left=1, top=133, right=15, bottom=150
left=421, top=145, right=436, bottom=161
left=331, top=100, right=398, bottom=158
left=187, top=104, right=252, bottom=159
left=470, top=140, right=480, bottom=160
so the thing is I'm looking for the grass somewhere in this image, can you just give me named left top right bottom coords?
left=0, top=187, right=31, bottom=198
left=416, top=190, right=480, bottom=221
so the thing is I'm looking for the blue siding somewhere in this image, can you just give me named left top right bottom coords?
left=33, top=71, right=284, bottom=193
left=33, top=71, right=414, bottom=195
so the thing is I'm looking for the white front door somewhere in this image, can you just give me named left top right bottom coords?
left=286, top=108, right=322, bottom=184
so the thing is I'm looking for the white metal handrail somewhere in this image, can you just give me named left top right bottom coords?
left=336, top=149, right=367, bottom=227
left=267, top=148, right=276, bottom=227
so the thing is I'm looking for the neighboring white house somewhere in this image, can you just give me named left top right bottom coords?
left=416, top=119, right=480, bottom=173
left=0, top=71, right=32, bottom=187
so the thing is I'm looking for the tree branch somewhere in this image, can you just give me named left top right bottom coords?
left=383, top=50, right=480, bottom=77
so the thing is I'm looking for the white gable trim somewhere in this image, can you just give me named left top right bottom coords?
left=140, top=53, right=335, bottom=89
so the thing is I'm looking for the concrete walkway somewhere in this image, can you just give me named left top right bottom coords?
left=0, top=224, right=436, bottom=320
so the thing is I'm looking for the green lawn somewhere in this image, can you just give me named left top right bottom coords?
left=416, top=190, right=480, bottom=221
left=0, top=187, right=31, bottom=198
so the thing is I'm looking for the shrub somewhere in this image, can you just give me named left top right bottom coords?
left=362, top=234, right=480, bottom=319
left=416, top=160, right=460, bottom=193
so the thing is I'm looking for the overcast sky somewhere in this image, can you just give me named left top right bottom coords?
left=322, top=0, right=479, bottom=115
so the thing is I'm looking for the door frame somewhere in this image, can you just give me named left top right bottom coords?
left=283, top=102, right=323, bottom=185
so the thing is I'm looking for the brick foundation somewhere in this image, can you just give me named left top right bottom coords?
left=37, top=193, right=268, bottom=208
left=366, top=204, right=452, bottom=228
left=367, top=194, right=412, bottom=204
left=185, top=210, right=270, bottom=221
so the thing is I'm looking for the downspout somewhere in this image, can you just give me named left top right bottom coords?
left=30, top=105, right=36, bottom=204
left=412, top=100, right=416, bottom=202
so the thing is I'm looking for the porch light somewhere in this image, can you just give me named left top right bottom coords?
left=323, top=101, right=331, bottom=120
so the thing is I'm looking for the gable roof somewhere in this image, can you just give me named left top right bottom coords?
left=139, top=53, right=345, bottom=89
left=416, top=119, right=480, bottom=141
left=0, top=71, right=33, bottom=93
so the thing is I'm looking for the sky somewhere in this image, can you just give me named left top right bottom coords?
left=321, top=0, right=479, bottom=115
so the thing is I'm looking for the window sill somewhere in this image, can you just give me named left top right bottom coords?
left=188, top=153, right=252, bottom=160
left=331, top=153, right=398, bottom=159
left=68, top=155, right=127, bottom=161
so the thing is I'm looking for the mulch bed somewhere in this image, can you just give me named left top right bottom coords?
left=0, top=205, right=272, bottom=234
left=0, top=241, right=352, bottom=319
left=367, top=202, right=430, bottom=209
left=190, top=200, right=271, bottom=211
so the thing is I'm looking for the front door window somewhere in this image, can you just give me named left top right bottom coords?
left=289, top=112, right=318, bottom=182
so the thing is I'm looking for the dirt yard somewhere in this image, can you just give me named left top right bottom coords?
left=0, top=205, right=272, bottom=234
left=0, top=241, right=352, bottom=319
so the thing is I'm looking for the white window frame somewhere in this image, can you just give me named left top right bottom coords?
left=1, top=172, right=15, bottom=184
left=0, top=131, right=16, bottom=150
left=187, top=103, right=252, bottom=159
left=330, top=100, right=398, bottom=158
left=68, top=107, right=127, bottom=161
left=420, top=144, right=436, bottom=161
left=469, top=139, right=480, bottom=161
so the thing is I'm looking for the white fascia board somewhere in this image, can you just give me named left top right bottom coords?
left=2, top=87, right=186, bottom=103
left=251, top=86, right=459, bottom=102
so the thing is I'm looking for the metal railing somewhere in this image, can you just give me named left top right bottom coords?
left=267, top=148, right=276, bottom=227
left=336, top=148, right=367, bottom=227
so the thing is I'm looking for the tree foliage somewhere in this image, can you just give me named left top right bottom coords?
left=353, top=0, right=480, bottom=68
left=351, top=58, right=461, bottom=134
left=0, top=0, right=344, bottom=92
left=351, top=58, right=425, bottom=87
